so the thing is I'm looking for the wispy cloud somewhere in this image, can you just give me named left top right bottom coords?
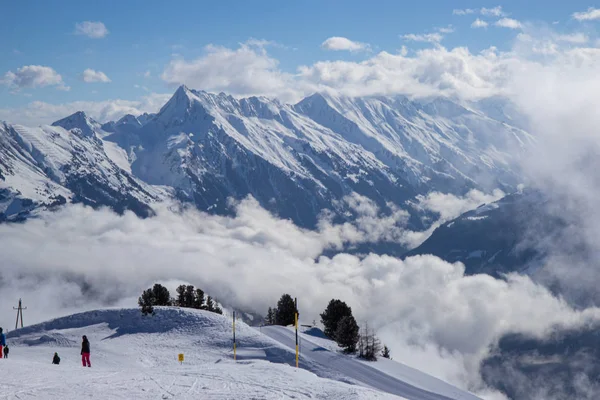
left=471, top=19, right=489, bottom=28
left=81, top=69, right=111, bottom=83
left=572, top=7, right=600, bottom=21
left=401, top=33, right=444, bottom=43
left=454, top=6, right=506, bottom=17
left=495, top=17, right=522, bottom=29
left=74, top=21, right=109, bottom=39
left=1, top=65, right=69, bottom=91
left=321, top=37, right=370, bottom=52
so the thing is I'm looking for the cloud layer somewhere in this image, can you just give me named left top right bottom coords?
left=1, top=198, right=598, bottom=399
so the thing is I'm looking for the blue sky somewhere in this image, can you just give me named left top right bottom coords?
left=1, top=0, right=599, bottom=124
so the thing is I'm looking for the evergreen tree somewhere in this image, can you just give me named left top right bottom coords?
left=334, top=315, right=359, bottom=353
left=184, top=285, right=195, bottom=308
left=138, top=289, right=154, bottom=316
left=206, top=296, right=215, bottom=312
left=275, top=294, right=297, bottom=326
left=194, top=288, right=205, bottom=309
left=320, top=299, right=352, bottom=338
left=214, top=304, right=223, bottom=314
left=152, top=284, right=171, bottom=306
left=266, top=307, right=274, bottom=325
left=176, top=285, right=186, bottom=307
left=381, top=345, right=391, bottom=359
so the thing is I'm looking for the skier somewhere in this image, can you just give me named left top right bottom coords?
left=0, top=327, right=5, bottom=359
left=81, top=335, right=91, bottom=367
left=3, top=345, right=8, bottom=359
left=52, top=352, right=60, bottom=365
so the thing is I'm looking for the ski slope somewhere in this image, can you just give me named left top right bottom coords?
left=260, top=325, right=481, bottom=400
left=0, top=308, right=477, bottom=399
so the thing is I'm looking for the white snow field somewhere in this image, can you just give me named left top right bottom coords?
left=0, top=308, right=480, bottom=400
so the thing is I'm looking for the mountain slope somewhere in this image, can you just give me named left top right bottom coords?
left=404, top=190, right=565, bottom=276
left=100, top=86, right=532, bottom=229
left=0, top=118, right=160, bottom=221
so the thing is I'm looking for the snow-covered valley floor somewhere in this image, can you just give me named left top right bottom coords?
left=0, top=308, right=480, bottom=400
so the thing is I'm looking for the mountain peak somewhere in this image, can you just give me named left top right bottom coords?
left=51, top=111, right=101, bottom=137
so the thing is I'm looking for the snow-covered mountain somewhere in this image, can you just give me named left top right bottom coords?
left=1, top=85, right=534, bottom=230
left=0, top=117, right=162, bottom=221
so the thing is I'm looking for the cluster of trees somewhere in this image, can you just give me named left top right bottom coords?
left=320, top=299, right=390, bottom=361
left=138, top=283, right=223, bottom=316
left=263, top=295, right=390, bottom=361
left=265, top=294, right=298, bottom=326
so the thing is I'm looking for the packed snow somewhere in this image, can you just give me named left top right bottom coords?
left=0, top=308, right=480, bottom=400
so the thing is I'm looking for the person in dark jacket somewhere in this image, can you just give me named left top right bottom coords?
left=0, top=327, right=6, bottom=359
left=81, top=335, right=91, bottom=367
left=3, top=345, right=8, bottom=359
left=52, top=352, right=60, bottom=365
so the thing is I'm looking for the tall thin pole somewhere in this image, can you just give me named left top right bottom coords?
left=295, top=297, right=299, bottom=368
left=233, top=311, right=236, bottom=361
left=13, top=298, right=26, bottom=329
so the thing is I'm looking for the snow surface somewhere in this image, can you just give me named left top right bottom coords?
left=0, top=308, right=480, bottom=400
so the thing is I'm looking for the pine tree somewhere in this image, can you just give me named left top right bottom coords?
left=152, top=284, right=171, bottom=306
left=275, top=294, right=297, bottom=326
left=184, top=285, right=195, bottom=308
left=381, top=345, right=391, bottom=359
left=138, top=289, right=154, bottom=316
left=266, top=307, right=274, bottom=325
left=214, top=304, right=223, bottom=314
left=320, top=299, right=352, bottom=339
left=194, top=288, right=205, bottom=309
left=206, top=296, right=215, bottom=312
left=176, top=285, right=186, bottom=307
left=334, top=315, right=359, bottom=353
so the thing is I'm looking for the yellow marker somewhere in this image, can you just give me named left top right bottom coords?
left=178, top=353, right=184, bottom=364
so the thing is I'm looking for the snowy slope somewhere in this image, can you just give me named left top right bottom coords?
left=1, top=308, right=478, bottom=400
left=0, top=117, right=161, bottom=221
left=261, top=325, right=481, bottom=400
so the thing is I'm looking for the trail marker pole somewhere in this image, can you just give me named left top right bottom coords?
left=13, top=298, right=26, bottom=329
left=233, top=311, right=237, bottom=361
left=295, top=297, right=299, bottom=368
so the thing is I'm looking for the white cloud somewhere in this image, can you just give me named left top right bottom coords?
left=454, top=6, right=506, bottom=17
left=321, top=37, right=370, bottom=52
left=481, top=6, right=506, bottom=17
left=556, top=33, right=589, bottom=44
left=74, top=21, right=109, bottom=39
left=572, top=7, right=600, bottom=21
left=471, top=19, right=489, bottom=28
left=81, top=68, right=111, bottom=83
left=1, top=65, right=69, bottom=91
left=143, top=70, right=151, bottom=78
left=437, top=26, right=455, bottom=34
left=161, top=40, right=298, bottom=101
left=495, top=18, right=522, bottom=29
left=401, top=33, right=444, bottom=43
left=453, top=8, right=475, bottom=15
left=0, top=93, right=170, bottom=126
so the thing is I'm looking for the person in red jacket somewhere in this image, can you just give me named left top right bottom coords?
left=81, top=335, right=91, bottom=367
